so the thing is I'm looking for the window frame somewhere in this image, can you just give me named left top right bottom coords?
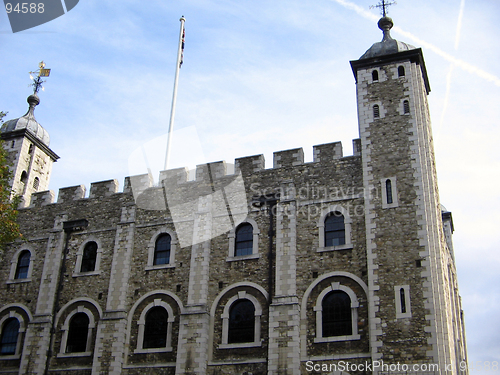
left=403, top=100, right=410, bottom=114
left=8, top=249, right=34, bottom=284
left=153, top=234, right=172, bottom=266
left=73, top=239, right=102, bottom=277
left=324, top=212, right=346, bottom=247
left=219, top=291, right=262, bottom=349
left=146, top=229, right=178, bottom=270
left=381, top=177, right=399, bottom=208
left=317, top=207, right=353, bottom=252
left=58, top=306, right=95, bottom=357
left=394, top=285, right=412, bottom=318
left=0, top=312, right=25, bottom=360
left=314, top=282, right=360, bottom=343
left=227, top=219, right=260, bottom=261
left=134, top=299, right=174, bottom=354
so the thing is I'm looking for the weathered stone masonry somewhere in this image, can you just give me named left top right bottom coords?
left=1, top=14, right=467, bottom=375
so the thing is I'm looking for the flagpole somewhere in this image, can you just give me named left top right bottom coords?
left=164, top=16, right=186, bottom=171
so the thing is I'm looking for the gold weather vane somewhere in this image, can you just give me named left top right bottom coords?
left=29, top=61, right=51, bottom=94
left=370, top=0, right=397, bottom=17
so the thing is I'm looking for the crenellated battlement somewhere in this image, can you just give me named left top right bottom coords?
left=25, top=139, right=361, bottom=207
left=89, top=179, right=119, bottom=198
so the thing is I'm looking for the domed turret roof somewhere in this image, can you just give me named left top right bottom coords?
left=0, top=94, right=50, bottom=146
left=360, top=16, right=416, bottom=60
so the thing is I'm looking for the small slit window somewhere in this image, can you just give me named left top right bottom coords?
left=386, top=179, right=393, bottom=204
left=373, top=104, right=380, bottom=118
left=400, top=288, right=407, bottom=314
left=403, top=100, right=410, bottom=114
left=372, top=70, right=379, bottom=81
left=395, top=285, right=411, bottom=318
left=235, top=223, right=253, bottom=256
left=0, top=318, right=20, bottom=355
left=398, top=66, right=405, bottom=77
left=15, top=250, right=31, bottom=279
left=154, top=234, right=171, bottom=265
left=66, top=313, right=89, bottom=353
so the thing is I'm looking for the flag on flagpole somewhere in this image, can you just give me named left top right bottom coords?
left=179, top=29, right=185, bottom=67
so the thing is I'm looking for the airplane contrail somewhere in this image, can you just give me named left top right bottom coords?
left=332, top=0, right=500, bottom=87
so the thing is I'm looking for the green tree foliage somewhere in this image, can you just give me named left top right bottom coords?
left=0, top=111, right=22, bottom=250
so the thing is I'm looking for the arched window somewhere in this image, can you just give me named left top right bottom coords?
left=322, top=291, right=352, bottom=337
left=33, top=177, right=39, bottom=191
left=235, top=223, right=253, bottom=256
left=15, top=251, right=31, bottom=279
left=20, top=171, right=28, bottom=184
left=154, top=234, right=171, bottom=265
left=403, top=100, right=410, bottom=114
left=228, top=299, right=255, bottom=344
left=0, top=318, right=20, bottom=355
left=372, top=70, right=379, bottom=81
left=386, top=179, right=393, bottom=204
left=398, top=66, right=405, bottom=77
left=81, top=242, right=97, bottom=273
left=324, top=212, right=345, bottom=247
left=66, top=313, right=89, bottom=353
left=143, top=306, right=168, bottom=349
left=373, top=104, right=380, bottom=118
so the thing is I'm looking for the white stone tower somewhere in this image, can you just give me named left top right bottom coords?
left=1, top=93, right=59, bottom=207
left=350, top=11, right=467, bottom=373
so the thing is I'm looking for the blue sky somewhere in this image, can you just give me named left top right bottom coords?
left=1, top=0, right=499, bottom=370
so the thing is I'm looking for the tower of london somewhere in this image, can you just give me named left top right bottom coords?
left=0, top=11, right=467, bottom=375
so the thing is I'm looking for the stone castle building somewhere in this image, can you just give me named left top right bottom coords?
left=0, top=14, right=467, bottom=375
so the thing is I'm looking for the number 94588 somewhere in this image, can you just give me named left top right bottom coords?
left=5, top=3, right=45, bottom=14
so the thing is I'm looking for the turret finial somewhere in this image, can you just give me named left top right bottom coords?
left=29, top=61, right=51, bottom=94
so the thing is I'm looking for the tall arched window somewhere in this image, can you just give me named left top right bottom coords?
left=143, top=306, right=168, bottom=349
left=386, top=179, right=393, bottom=204
left=0, top=318, right=20, bottom=355
left=373, top=104, right=380, bottom=118
left=15, top=250, right=31, bottom=279
left=398, top=66, right=405, bottom=77
left=235, top=223, right=253, bottom=256
left=228, top=299, right=255, bottom=344
left=154, top=234, right=171, bottom=265
left=81, top=242, right=98, bottom=273
left=372, top=70, right=379, bottom=81
left=66, top=313, right=89, bottom=353
left=325, top=212, right=345, bottom=247
left=322, top=291, right=352, bottom=337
